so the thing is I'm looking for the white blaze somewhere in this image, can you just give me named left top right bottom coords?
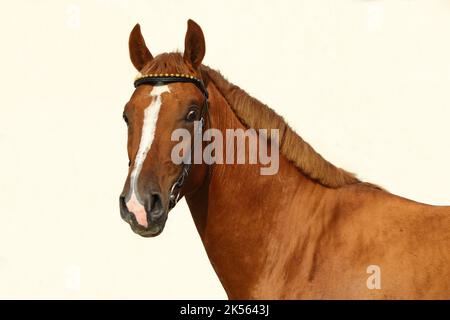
left=126, top=85, right=170, bottom=227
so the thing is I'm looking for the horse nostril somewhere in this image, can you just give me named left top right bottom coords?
left=146, top=193, right=164, bottom=221
left=119, top=195, right=130, bottom=219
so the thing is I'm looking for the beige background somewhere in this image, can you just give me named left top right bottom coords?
left=0, top=0, right=449, bottom=299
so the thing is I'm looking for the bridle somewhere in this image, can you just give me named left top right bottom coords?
left=133, top=72, right=209, bottom=210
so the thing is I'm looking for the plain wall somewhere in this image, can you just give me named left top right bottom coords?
left=0, top=0, right=449, bottom=298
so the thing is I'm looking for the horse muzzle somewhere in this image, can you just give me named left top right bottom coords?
left=119, top=192, right=167, bottom=237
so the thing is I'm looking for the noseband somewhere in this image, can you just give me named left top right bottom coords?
left=133, top=73, right=209, bottom=210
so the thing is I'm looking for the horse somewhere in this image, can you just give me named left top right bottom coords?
left=119, top=19, right=450, bottom=299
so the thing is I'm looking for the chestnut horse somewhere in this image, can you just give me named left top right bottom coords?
left=119, top=20, right=450, bottom=299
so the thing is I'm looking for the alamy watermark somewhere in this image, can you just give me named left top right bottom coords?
left=171, top=121, right=280, bottom=175
left=366, top=265, right=381, bottom=290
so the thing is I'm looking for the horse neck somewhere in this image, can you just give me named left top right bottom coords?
left=185, top=81, right=336, bottom=298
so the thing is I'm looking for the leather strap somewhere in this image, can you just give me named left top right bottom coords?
left=134, top=75, right=208, bottom=99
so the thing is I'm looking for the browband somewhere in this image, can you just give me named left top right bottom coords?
left=134, top=73, right=208, bottom=98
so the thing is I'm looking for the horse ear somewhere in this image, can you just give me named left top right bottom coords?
left=183, top=19, right=205, bottom=68
left=129, top=24, right=153, bottom=71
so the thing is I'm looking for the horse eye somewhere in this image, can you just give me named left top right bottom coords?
left=185, top=109, right=198, bottom=122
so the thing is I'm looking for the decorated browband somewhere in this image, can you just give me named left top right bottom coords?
left=134, top=73, right=208, bottom=99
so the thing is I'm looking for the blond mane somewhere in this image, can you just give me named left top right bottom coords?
left=201, top=65, right=366, bottom=188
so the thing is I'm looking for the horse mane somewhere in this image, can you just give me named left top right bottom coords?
left=141, top=53, right=378, bottom=189
left=201, top=65, right=378, bottom=189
